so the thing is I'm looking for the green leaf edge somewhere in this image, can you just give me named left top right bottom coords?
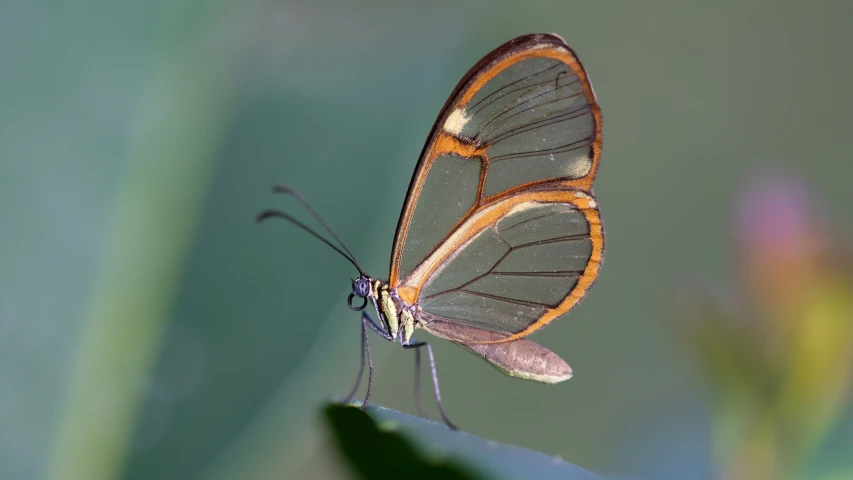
left=324, top=402, right=604, bottom=480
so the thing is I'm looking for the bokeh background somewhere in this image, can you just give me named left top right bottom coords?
left=3, top=1, right=852, bottom=479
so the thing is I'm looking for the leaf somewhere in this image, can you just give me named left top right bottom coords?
left=323, top=402, right=604, bottom=480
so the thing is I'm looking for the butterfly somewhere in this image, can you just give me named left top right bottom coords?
left=259, top=33, right=603, bottom=429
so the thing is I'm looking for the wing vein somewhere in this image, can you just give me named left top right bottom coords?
left=511, top=232, right=591, bottom=250
left=458, top=289, right=556, bottom=308
left=486, top=103, right=590, bottom=147
left=489, top=135, right=593, bottom=162
left=478, top=78, right=582, bottom=141
left=468, top=63, right=563, bottom=114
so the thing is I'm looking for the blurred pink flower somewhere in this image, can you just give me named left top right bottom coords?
left=681, top=171, right=853, bottom=480
left=737, top=174, right=824, bottom=256
left=735, top=173, right=830, bottom=330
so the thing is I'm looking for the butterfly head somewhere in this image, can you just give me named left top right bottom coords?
left=348, top=275, right=373, bottom=311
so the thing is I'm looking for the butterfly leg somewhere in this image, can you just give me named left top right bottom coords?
left=404, top=340, right=458, bottom=430
left=343, top=315, right=368, bottom=406
left=342, top=314, right=373, bottom=409
left=360, top=319, right=374, bottom=411
left=363, top=310, right=394, bottom=341
left=346, top=312, right=393, bottom=411
left=412, top=347, right=428, bottom=418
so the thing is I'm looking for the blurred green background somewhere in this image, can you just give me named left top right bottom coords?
left=3, top=1, right=853, bottom=479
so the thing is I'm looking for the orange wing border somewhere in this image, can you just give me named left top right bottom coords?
left=390, top=33, right=604, bottom=343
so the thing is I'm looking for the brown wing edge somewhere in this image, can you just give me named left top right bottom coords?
left=423, top=319, right=572, bottom=384
left=389, top=33, right=594, bottom=285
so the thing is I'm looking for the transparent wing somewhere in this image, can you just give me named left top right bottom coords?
left=406, top=190, right=602, bottom=338
left=390, top=33, right=602, bottom=287
left=456, top=54, right=597, bottom=198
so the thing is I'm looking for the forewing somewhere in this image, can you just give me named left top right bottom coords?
left=390, top=33, right=602, bottom=287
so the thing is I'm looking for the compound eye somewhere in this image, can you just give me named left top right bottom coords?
left=354, top=278, right=370, bottom=297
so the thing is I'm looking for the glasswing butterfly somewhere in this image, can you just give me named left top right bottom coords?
left=259, top=33, right=603, bottom=429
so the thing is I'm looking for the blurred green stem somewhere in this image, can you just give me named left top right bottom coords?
left=46, top=4, right=246, bottom=479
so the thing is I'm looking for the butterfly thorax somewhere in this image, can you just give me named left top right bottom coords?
left=369, top=278, right=416, bottom=345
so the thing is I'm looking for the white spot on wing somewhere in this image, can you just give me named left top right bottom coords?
left=528, top=43, right=569, bottom=54
left=566, top=157, right=592, bottom=178
left=573, top=191, right=597, bottom=208
left=443, top=108, right=470, bottom=135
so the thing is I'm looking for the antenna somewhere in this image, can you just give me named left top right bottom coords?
left=257, top=185, right=364, bottom=275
